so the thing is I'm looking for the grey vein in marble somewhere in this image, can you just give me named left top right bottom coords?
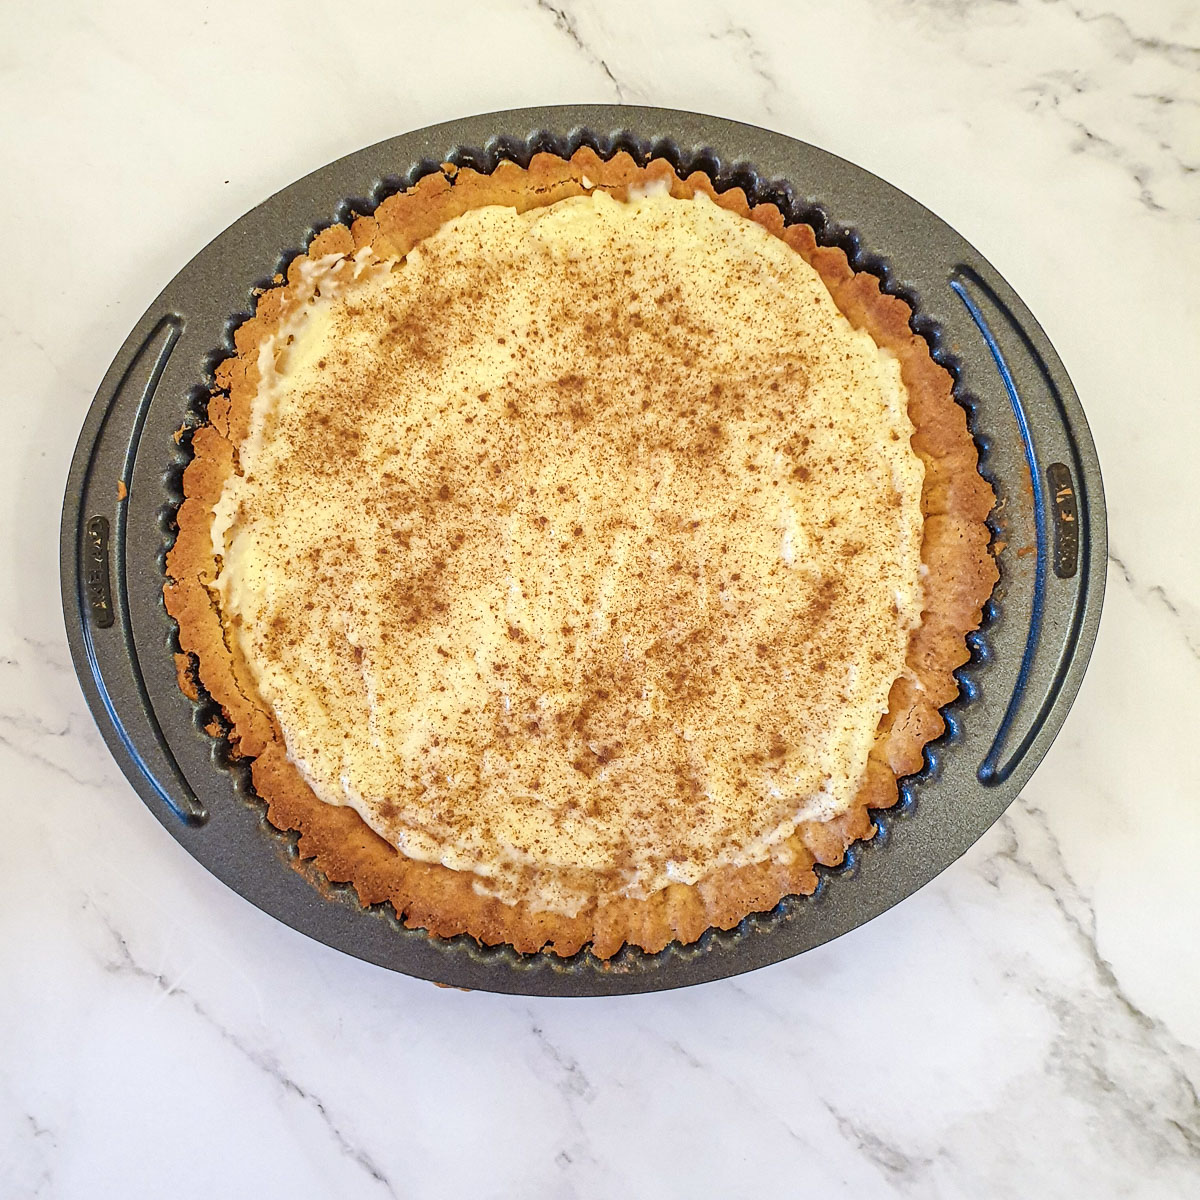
left=663, top=1038, right=704, bottom=1071
left=0, top=628, right=163, bottom=794
left=0, top=718, right=99, bottom=792
left=1108, top=551, right=1200, bottom=662
left=897, top=0, right=1199, bottom=218
left=823, top=1099, right=937, bottom=1192
left=1019, top=69, right=1185, bottom=214
left=529, top=1021, right=595, bottom=1102
left=91, top=904, right=401, bottom=1198
left=644, top=1000, right=824, bottom=1155
left=710, top=24, right=780, bottom=116
left=0, top=642, right=109, bottom=790
left=15, top=633, right=78, bottom=676
left=534, top=0, right=628, bottom=101
left=526, top=1019, right=609, bottom=1185
left=10, top=1114, right=55, bottom=1199
left=981, top=798, right=1200, bottom=1162
left=1052, top=0, right=1200, bottom=69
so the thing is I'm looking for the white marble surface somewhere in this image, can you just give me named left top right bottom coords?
left=2, top=0, right=1199, bottom=1195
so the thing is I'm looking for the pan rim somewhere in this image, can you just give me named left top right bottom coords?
left=60, top=105, right=1106, bottom=995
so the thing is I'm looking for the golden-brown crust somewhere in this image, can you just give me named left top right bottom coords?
left=165, top=148, right=998, bottom=960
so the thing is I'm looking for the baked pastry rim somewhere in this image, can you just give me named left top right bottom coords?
left=164, top=147, right=998, bottom=960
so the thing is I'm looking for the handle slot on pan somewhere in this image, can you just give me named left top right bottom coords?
left=950, top=267, right=1092, bottom=786
left=70, top=314, right=207, bottom=825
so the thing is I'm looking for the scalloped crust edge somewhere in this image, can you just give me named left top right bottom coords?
left=165, top=148, right=998, bottom=961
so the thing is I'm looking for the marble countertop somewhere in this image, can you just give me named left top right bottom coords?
left=4, top=1, right=1199, bottom=1196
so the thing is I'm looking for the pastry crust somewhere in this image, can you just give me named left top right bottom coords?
left=165, top=149, right=997, bottom=959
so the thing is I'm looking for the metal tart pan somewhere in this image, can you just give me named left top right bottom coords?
left=60, top=106, right=1105, bottom=996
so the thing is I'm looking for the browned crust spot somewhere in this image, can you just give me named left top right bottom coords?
left=164, top=149, right=998, bottom=960
left=173, top=652, right=200, bottom=702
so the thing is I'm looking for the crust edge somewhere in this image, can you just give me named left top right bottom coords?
left=164, top=148, right=998, bottom=960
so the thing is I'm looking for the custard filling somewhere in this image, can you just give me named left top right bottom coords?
left=210, top=189, right=925, bottom=916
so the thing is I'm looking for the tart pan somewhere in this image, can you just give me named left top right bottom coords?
left=60, top=106, right=1105, bottom=996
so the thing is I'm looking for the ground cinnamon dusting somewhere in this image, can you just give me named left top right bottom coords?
left=165, top=149, right=997, bottom=957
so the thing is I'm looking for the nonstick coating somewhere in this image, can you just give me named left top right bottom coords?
left=61, top=106, right=1105, bottom=995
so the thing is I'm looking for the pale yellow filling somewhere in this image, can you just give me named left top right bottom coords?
left=211, top=189, right=925, bottom=916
